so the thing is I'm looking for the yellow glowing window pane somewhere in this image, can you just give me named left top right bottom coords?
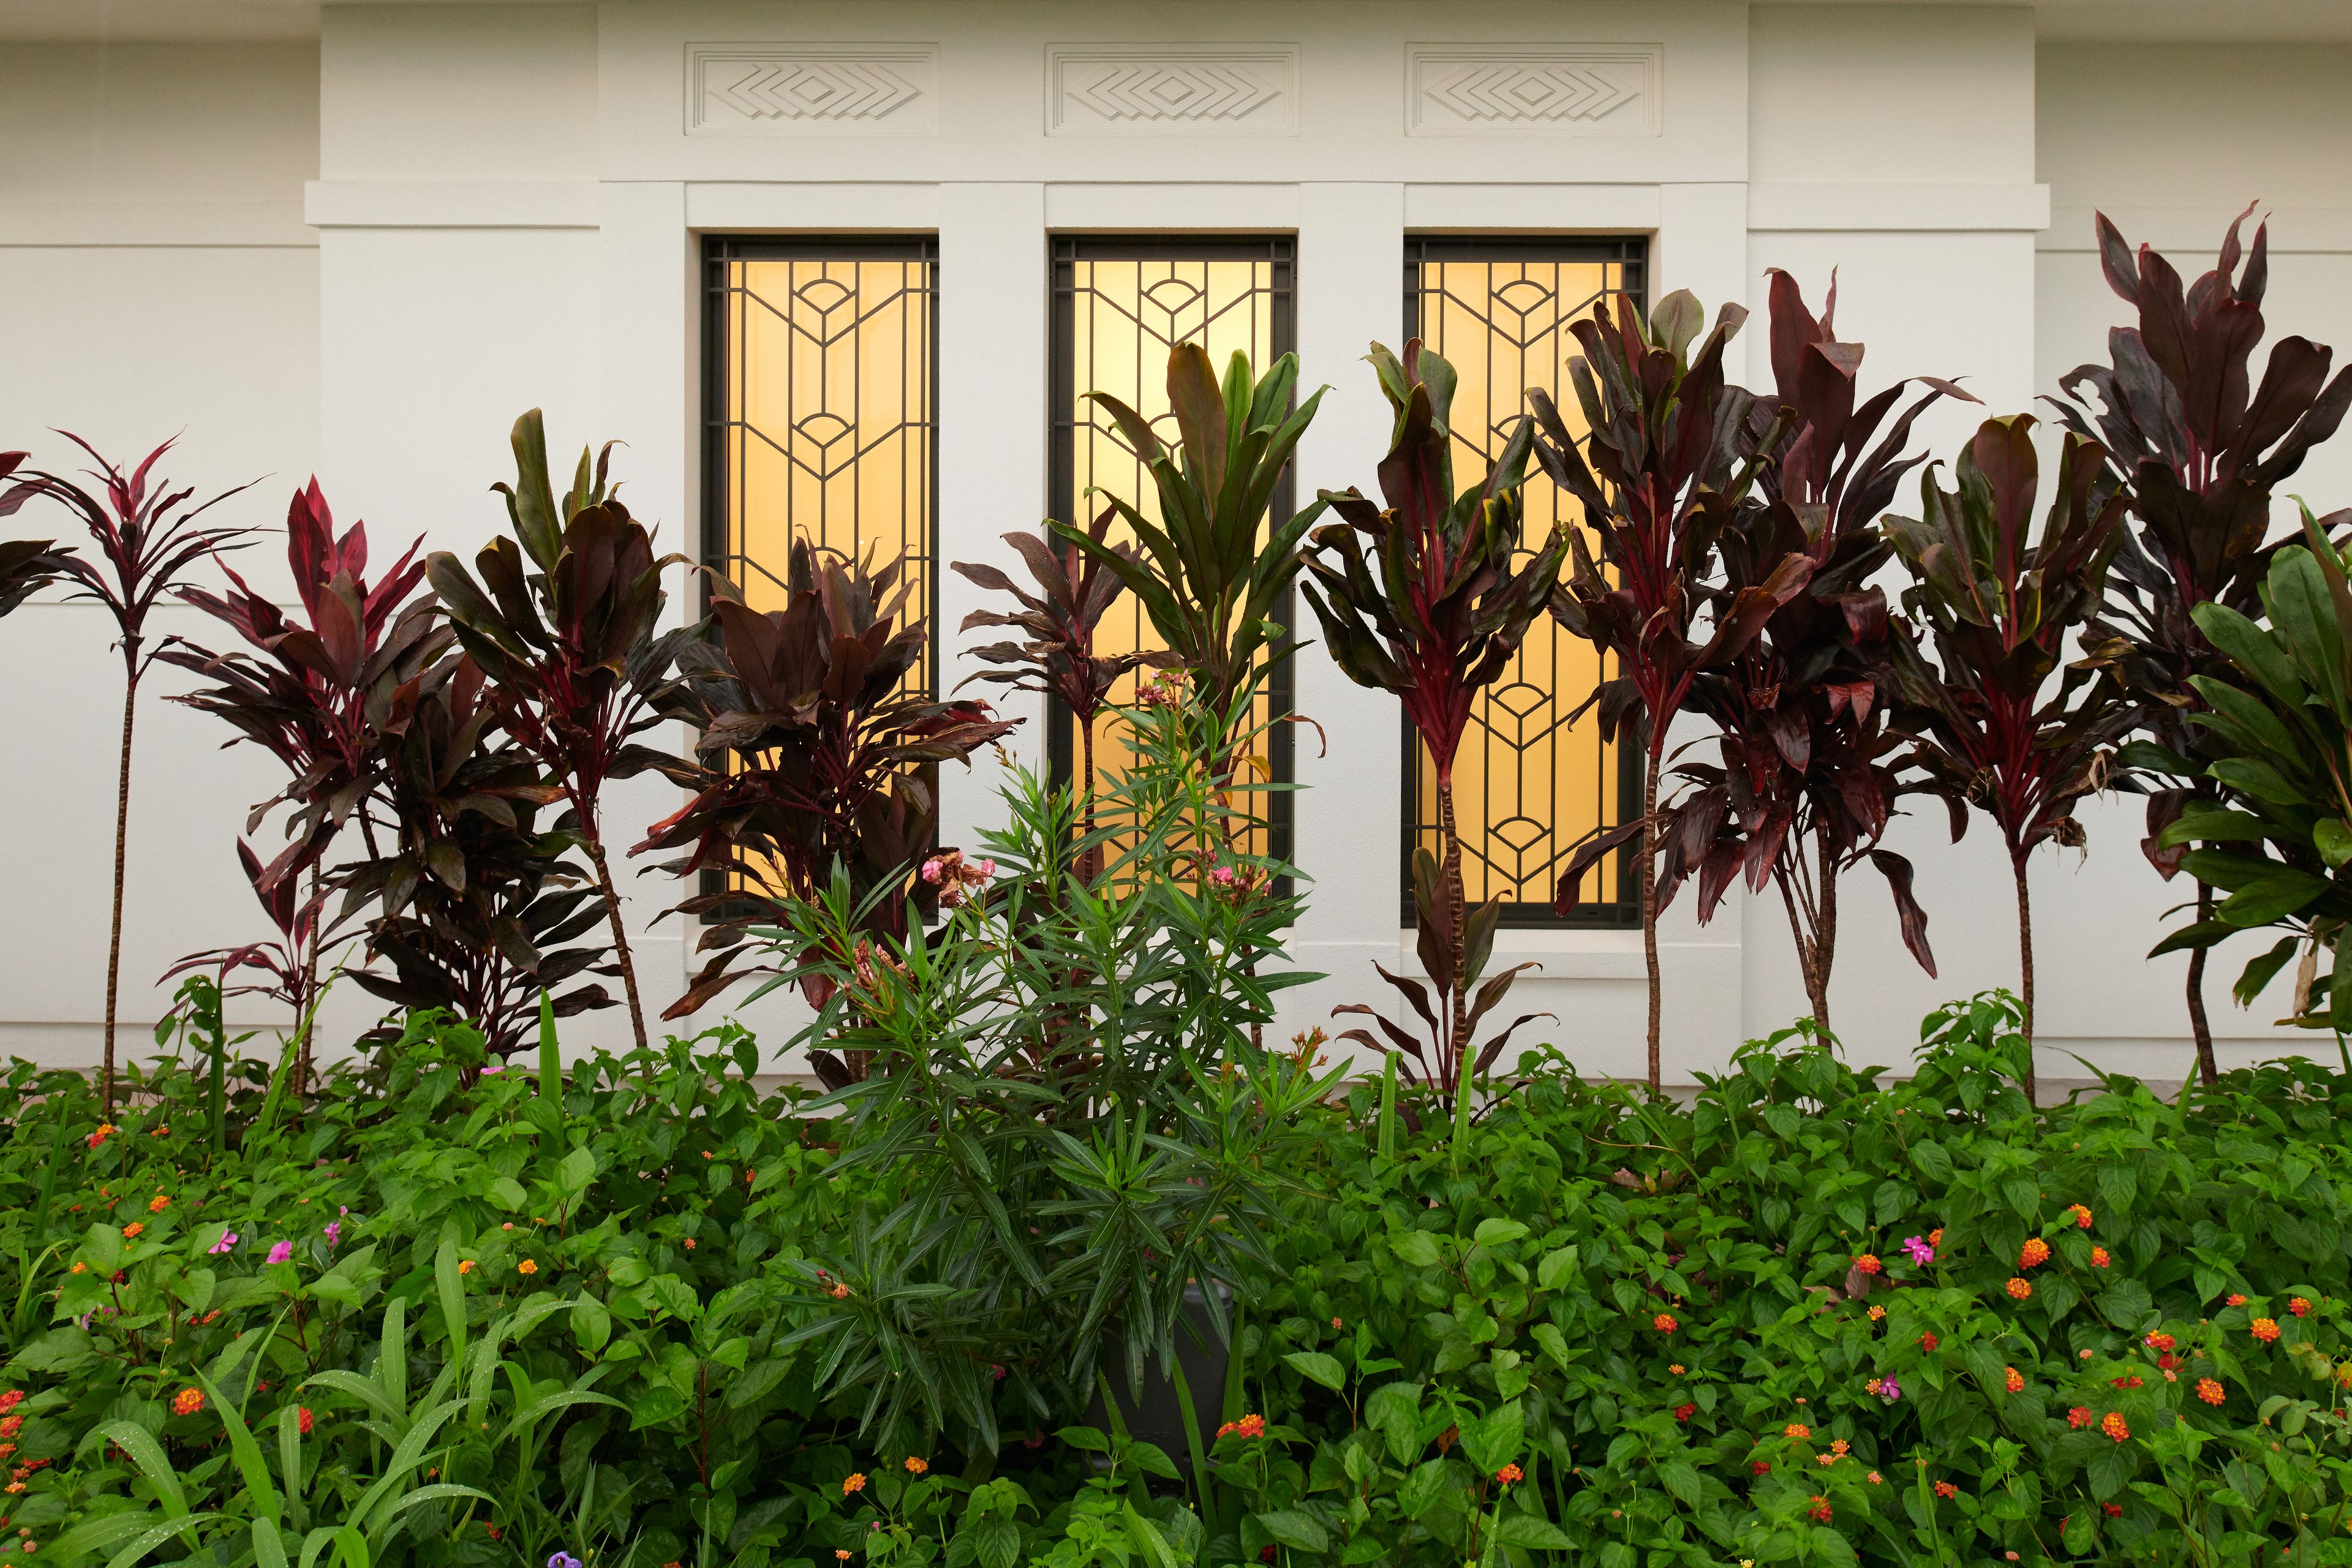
left=711, top=243, right=937, bottom=900
left=1052, top=243, right=1293, bottom=862
left=1406, top=242, right=1642, bottom=919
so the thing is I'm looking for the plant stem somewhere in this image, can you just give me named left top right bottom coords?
left=1435, top=767, right=1469, bottom=1088
left=295, top=861, right=322, bottom=1106
left=102, top=671, right=138, bottom=1117
left=2012, top=851, right=2036, bottom=1104
left=584, top=830, right=649, bottom=1054
left=1642, top=750, right=1661, bottom=1094
left=2188, top=881, right=2217, bottom=1087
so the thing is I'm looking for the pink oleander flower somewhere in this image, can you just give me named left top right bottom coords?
left=266, top=1242, right=293, bottom=1265
left=921, top=858, right=944, bottom=883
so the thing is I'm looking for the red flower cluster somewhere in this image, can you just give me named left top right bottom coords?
left=1673, top=1403, right=1696, bottom=1422
left=2101, top=1412, right=2130, bottom=1442
left=2068, top=1205, right=2094, bottom=1229
left=1216, top=1414, right=1265, bottom=1441
left=2018, top=1238, right=2051, bottom=1269
left=2291, top=1297, right=2313, bottom=1317
left=2102, top=1503, right=2123, bottom=1518
left=1920, top=1332, right=1939, bottom=1352
left=2003, top=1366, right=2024, bottom=1393
left=169, top=1389, right=203, bottom=1417
left=2067, top=1406, right=2094, bottom=1429
left=2196, top=1378, right=2226, bottom=1406
left=2090, top=1247, right=2111, bottom=1268
left=2005, top=1278, right=2032, bottom=1301
left=0, top=1392, right=20, bottom=1415
left=2112, top=1375, right=2144, bottom=1389
left=2251, top=1317, right=2282, bottom=1344
left=1806, top=1497, right=1833, bottom=1523
left=1853, top=1254, right=1882, bottom=1275
left=1653, top=1313, right=1678, bottom=1334
left=1494, top=1464, right=1523, bottom=1487
left=297, top=1408, right=314, bottom=1436
left=1933, top=1480, right=1959, bottom=1499
left=2145, top=1332, right=2175, bottom=1352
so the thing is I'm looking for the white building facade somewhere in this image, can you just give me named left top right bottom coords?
left=4, top=0, right=2350, bottom=1085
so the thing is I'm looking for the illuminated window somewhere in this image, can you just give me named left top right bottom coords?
left=704, top=237, right=937, bottom=680
left=1049, top=238, right=1295, bottom=867
left=1402, top=238, right=1646, bottom=925
left=703, top=237, right=938, bottom=899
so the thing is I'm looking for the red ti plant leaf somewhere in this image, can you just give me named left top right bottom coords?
left=638, top=540, right=1018, bottom=1054
left=3, top=435, right=257, bottom=1113
left=1301, top=338, right=1564, bottom=1117
left=1654, top=271, right=1970, bottom=1032
left=2052, top=205, right=2352, bottom=1084
left=952, top=505, right=1174, bottom=857
left=1883, top=413, right=2135, bottom=1090
left=0, top=453, right=74, bottom=618
left=428, top=410, right=701, bottom=1054
left=1531, top=288, right=1789, bottom=1090
left=162, top=479, right=448, bottom=1088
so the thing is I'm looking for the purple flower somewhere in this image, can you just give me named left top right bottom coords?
left=548, top=1555, right=584, bottom=1568
left=206, top=1231, right=239, bottom=1256
left=322, top=1221, right=341, bottom=1248
left=266, top=1242, right=294, bottom=1265
left=1902, top=1235, right=1935, bottom=1266
left=1872, top=1375, right=1902, bottom=1404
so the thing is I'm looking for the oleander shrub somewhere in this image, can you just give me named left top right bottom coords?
left=2, top=996, right=2352, bottom=1567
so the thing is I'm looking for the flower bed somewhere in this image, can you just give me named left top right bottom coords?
left=2, top=995, right=2350, bottom=1566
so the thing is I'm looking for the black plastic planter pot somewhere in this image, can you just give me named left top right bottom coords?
left=1084, top=1281, right=1230, bottom=1469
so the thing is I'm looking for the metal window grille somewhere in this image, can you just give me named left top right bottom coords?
left=1047, top=237, right=1297, bottom=872
left=1401, top=236, right=1647, bottom=927
left=701, top=236, right=940, bottom=902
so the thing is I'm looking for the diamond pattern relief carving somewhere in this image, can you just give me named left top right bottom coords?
left=1407, top=45, right=1662, bottom=137
left=687, top=45, right=938, bottom=135
left=1047, top=46, right=1298, bottom=135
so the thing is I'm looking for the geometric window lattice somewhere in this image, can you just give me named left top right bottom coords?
left=1401, top=237, right=1646, bottom=926
left=1048, top=237, right=1296, bottom=872
left=703, top=237, right=938, bottom=899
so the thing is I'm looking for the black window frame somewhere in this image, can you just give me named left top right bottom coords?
left=1047, top=235, right=1299, bottom=881
left=1399, top=233, right=1648, bottom=929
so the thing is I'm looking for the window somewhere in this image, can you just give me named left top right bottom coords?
left=702, top=236, right=939, bottom=897
left=1048, top=237, right=1296, bottom=868
left=1401, top=237, right=1646, bottom=925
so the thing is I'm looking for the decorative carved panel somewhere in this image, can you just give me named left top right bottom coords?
left=686, top=44, right=938, bottom=135
left=1046, top=45, right=1300, bottom=135
left=1406, top=44, right=1662, bottom=137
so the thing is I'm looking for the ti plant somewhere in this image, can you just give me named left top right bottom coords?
left=2, top=436, right=254, bottom=1113
left=2144, top=513, right=2352, bottom=1033
left=428, top=410, right=699, bottom=1052
left=1534, top=290, right=1800, bottom=1091
left=340, top=656, right=617, bottom=1057
left=0, top=452, right=74, bottom=618
left=162, top=837, right=355, bottom=1098
left=163, top=479, right=447, bottom=1091
left=952, top=505, right=1173, bottom=848
left=1298, top=339, right=1561, bottom=1119
left=2056, top=205, right=2352, bottom=1084
left=1657, top=271, right=1969, bottom=1030
left=1883, top=414, right=2133, bottom=1088
left=1053, top=343, right=1327, bottom=767
left=639, top=540, right=1016, bottom=1059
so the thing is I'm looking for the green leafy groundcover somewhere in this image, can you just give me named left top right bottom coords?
left=4, top=997, right=2352, bottom=1568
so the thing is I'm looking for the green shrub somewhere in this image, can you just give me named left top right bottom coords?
left=3, top=995, right=2351, bottom=1567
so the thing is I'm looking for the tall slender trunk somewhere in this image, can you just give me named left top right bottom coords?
left=1812, top=841, right=1839, bottom=1033
left=294, top=860, right=323, bottom=1104
left=1078, top=713, right=1101, bottom=883
left=1640, top=751, right=1661, bottom=1093
left=102, top=671, right=138, bottom=1117
left=2012, top=853, right=2036, bottom=1105
left=2187, top=882, right=2217, bottom=1087
left=1435, top=769, right=1469, bottom=1079
left=584, top=830, right=649, bottom=1053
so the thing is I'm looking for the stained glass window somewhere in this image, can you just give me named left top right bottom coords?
left=1049, top=238, right=1296, bottom=868
left=1402, top=237, right=1646, bottom=925
left=703, top=237, right=938, bottom=899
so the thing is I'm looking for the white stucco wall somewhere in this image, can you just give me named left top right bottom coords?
left=2, top=2, right=2345, bottom=1085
